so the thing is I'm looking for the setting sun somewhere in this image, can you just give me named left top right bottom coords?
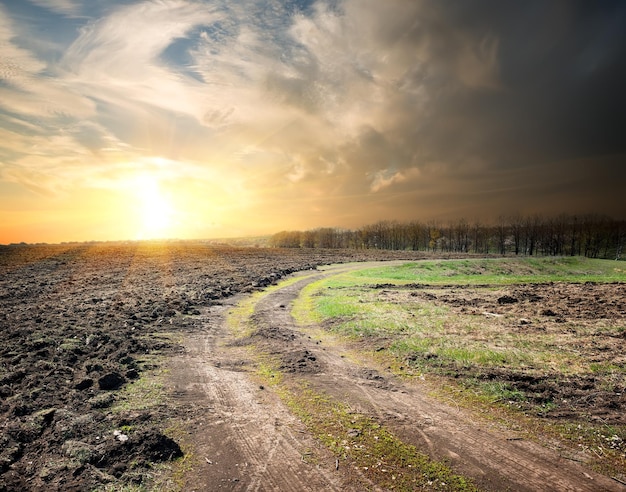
left=131, top=174, right=176, bottom=239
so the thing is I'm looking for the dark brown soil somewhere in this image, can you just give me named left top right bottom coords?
left=0, top=242, right=426, bottom=491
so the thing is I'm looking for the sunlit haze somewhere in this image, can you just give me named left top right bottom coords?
left=1, top=0, right=625, bottom=243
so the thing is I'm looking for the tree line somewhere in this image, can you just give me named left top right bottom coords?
left=269, top=214, right=625, bottom=259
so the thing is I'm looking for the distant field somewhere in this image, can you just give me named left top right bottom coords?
left=344, top=256, right=626, bottom=284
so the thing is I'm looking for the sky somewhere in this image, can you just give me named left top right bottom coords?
left=1, top=0, right=625, bottom=243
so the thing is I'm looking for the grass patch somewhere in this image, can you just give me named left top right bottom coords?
left=111, top=356, right=167, bottom=413
left=57, top=337, right=82, bottom=352
left=464, top=379, right=527, bottom=403
left=159, top=422, right=196, bottom=492
left=350, top=256, right=626, bottom=285
left=294, top=257, right=626, bottom=380
left=99, top=484, right=151, bottom=492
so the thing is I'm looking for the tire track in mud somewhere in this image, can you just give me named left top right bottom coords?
left=169, top=263, right=625, bottom=491
left=167, top=292, right=360, bottom=491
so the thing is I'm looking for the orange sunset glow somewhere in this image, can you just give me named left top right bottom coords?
left=1, top=1, right=625, bottom=244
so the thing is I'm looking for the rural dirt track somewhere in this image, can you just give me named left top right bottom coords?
left=169, top=263, right=626, bottom=492
left=0, top=243, right=433, bottom=490
left=168, top=296, right=356, bottom=491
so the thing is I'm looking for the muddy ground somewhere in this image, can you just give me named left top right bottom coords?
left=0, top=242, right=427, bottom=491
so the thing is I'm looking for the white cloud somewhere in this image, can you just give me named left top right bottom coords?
left=0, top=10, right=47, bottom=87
left=369, top=167, right=421, bottom=193
left=0, top=6, right=96, bottom=119
left=27, top=0, right=82, bottom=16
left=61, top=0, right=222, bottom=120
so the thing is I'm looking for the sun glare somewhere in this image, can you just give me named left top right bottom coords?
left=131, top=174, right=176, bottom=239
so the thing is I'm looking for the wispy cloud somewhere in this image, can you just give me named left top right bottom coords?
left=61, top=1, right=221, bottom=117
left=0, top=11, right=47, bottom=82
left=27, top=0, right=82, bottom=16
left=0, top=4, right=95, bottom=122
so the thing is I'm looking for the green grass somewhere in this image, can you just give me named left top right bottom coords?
left=462, top=379, right=527, bottom=403
left=109, top=333, right=184, bottom=413
left=350, top=257, right=626, bottom=285
left=289, top=256, right=626, bottom=477
left=297, top=282, right=538, bottom=375
left=111, top=357, right=167, bottom=413
left=293, top=255, right=626, bottom=392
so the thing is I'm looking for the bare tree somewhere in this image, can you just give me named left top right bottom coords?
left=271, top=214, right=623, bottom=259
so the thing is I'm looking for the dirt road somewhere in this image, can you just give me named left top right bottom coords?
left=168, top=263, right=625, bottom=491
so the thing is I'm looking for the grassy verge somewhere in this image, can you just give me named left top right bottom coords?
left=346, top=256, right=626, bottom=285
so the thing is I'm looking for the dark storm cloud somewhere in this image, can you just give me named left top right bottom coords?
left=406, top=1, right=623, bottom=160
left=327, top=0, right=626, bottom=219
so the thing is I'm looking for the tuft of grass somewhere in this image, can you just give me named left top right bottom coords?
left=57, top=337, right=82, bottom=352
left=111, top=356, right=166, bottom=413
left=464, top=379, right=527, bottom=403
left=99, top=484, right=150, bottom=492
left=159, top=422, right=196, bottom=492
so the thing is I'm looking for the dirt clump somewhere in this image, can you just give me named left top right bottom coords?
left=280, top=349, right=322, bottom=374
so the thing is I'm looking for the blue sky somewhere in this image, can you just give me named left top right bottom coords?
left=1, top=0, right=625, bottom=243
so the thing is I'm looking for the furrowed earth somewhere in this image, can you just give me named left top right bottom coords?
left=0, top=243, right=624, bottom=491
left=0, top=242, right=426, bottom=491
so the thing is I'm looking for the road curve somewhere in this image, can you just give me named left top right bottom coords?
left=170, top=262, right=626, bottom=492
